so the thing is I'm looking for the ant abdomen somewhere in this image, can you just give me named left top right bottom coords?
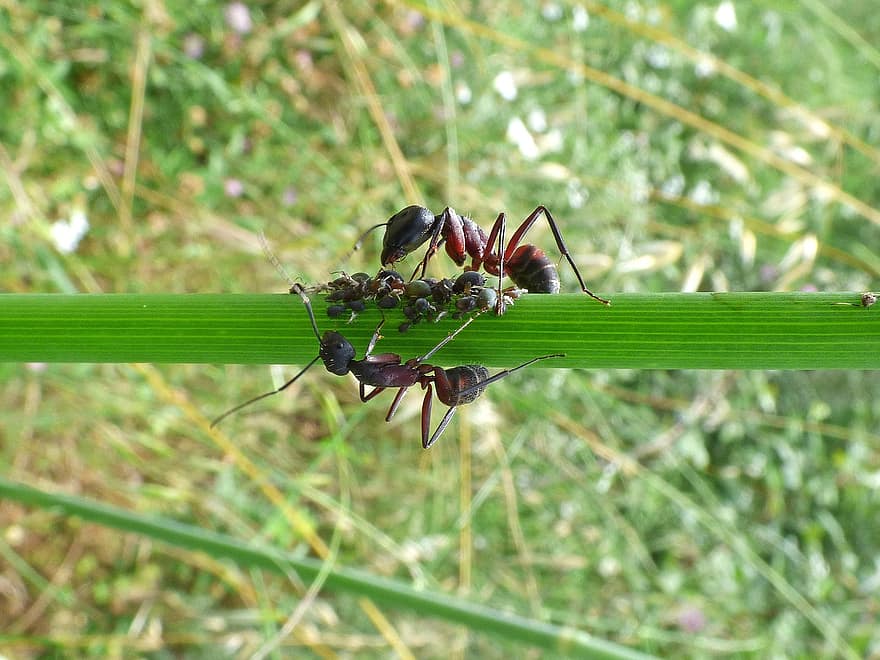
left=505, top=244, right=560, bottom=294
left=436, top=365, right=490, bottom=406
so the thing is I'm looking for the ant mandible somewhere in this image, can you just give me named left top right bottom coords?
left=211, top=283, right=564, bottom=449
left=355, top=205, right=611, bottom=312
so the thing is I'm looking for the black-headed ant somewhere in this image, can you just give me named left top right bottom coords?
left=355, top=205, right=610, bottom=313
left=211, top=283, right=564, bottom=449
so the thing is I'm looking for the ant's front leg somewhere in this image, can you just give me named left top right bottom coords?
left=411, top=209, right=449, bottom=280
left=363, top=318, right=386, bottom=358
left=409, top=238, right=448, bottom=281
left=413, top=207, right=468, bottom=280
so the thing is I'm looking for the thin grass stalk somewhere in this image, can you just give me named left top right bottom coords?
left=0, top=477, right=653, bottom=660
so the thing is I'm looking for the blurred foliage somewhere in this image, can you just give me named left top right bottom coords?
left=1, top=0, right=879, bottom=657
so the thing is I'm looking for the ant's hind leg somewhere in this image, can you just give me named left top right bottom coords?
left=418, top=374, right=459, bottom=449
left=454, top=353, right=566, bottom=401
left=506, top=206, right=610, bottom=306
left=424, top=405, right=457, bottom=449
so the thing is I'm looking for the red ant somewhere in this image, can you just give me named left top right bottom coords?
left=211, top=283, right=564, bottom=449
left=355, top=205, right=611, bottom=313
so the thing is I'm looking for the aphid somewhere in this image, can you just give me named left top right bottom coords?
left=453, top=270, right=486, bottom=293
left=377, top=294, right=399, bottom=309
left=355, top=205, right=610, bottom=313
left=832, top=292, right=878, bottom=308
left=404, top=279, right=432, bottom=299
left=326, top=304, right=346, bottom=318
left=211, top=284, right=564, bottom=448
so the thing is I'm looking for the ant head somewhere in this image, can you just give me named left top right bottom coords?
left=319, top=331, right=356, bottom=375
left=381, top=205, right=435, bottom=266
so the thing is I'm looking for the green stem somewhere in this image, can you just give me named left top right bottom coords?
left=0, top=292, right=877, bottom=368
left=0, top=477, right=652, bottom=659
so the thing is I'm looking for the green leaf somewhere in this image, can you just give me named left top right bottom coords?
left=0, top=292, right=877, bottom=368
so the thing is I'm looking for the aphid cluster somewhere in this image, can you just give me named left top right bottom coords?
left=317, top=268, right=523, bottom=332
left=215, top=203, right=607, bottom=449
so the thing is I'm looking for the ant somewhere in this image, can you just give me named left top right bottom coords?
left=211, top=283, right=564, bottom=449
left=355, top=205, right=611, bottom=313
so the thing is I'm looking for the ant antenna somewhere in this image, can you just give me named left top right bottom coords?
left=259, top=231, right=296, bottom=288
left=336, top=221, right=389, bottom=265
left=258, top=232, right=322, bottom=343
left=210, top=355, right=322, bottom=427
left=289, top=283, right=323, bottom=344
left=210, top=235, right=325, bottom=427
left=351, top=222, right=388, bottom=252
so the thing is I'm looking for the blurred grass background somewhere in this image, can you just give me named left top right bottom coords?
left=1, top=0, right=879, bottom=657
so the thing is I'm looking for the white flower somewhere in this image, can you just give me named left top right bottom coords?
left=506, top=117, right=539, bottom=160
left=714, top=1, right=737, bottom=32
left=493, top=71, right=517, bottom=101
left=50, top=209, right=89, bottom=254
left=572, top=5, right=589, bottom=31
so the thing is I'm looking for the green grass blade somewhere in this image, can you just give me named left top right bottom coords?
left=0, top=477, right=653, bottom=660
left=0, top=292, right=877, bottom=368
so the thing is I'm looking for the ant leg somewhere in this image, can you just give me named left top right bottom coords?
left=481, top=211, right=505, bottom=272
left=411, top=310, right=483, bottom=365
left=385, top=386, right=410, bottom=421
left=211, top=355, right=322, bottom=427
left=360, top=381, right=388, bottom=403
left=424, top=396, right=458, bottom=450
left=455, top=353, right=566, bottom=400
left=408, top=237, right=448, bottom=280
left=419, top=384, right=433, bottom=448
left=495, top=213, right=506, bottom=315
left=506, top=206, right=610, bottom=306
left=412, top=208, right=450, bottom=280
left=363, top=319, right=387, bottom=358
left=480, top=212, right=510, bottom=315
left=418, top=383, right=457, bottom=449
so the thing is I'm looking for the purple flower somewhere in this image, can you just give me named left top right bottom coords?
left=225, top=2, right=253, bottom=35
left=676, top=606, right=706, bottom=633
left=183, top=33, right=205, bottom=59
left=282, top=187, right=298, bottom=207
left=224, top=178, right=245, bottom=198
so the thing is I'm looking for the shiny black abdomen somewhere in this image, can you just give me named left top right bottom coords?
left=505, top=245, right=560, bottom=294
left=437, top=365, right=490, bottom=406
